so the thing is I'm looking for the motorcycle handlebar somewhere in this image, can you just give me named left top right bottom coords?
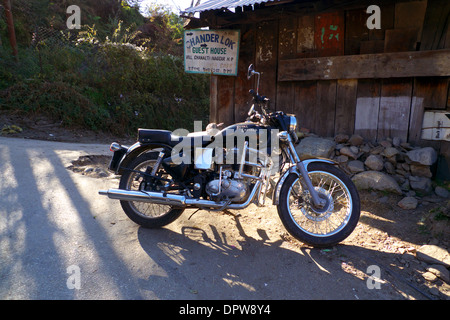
left=249, top=89, right=266, bottom=103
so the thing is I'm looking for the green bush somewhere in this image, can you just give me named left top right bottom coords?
left=0, top=41, right=210, bottom=135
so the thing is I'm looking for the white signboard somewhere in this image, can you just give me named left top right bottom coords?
left=184, top=29, right=240, bottom=76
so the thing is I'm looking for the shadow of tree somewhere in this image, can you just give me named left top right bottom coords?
left=136, top=212, right=431, bottom=300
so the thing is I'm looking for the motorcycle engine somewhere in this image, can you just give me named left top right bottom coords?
left=205, top=169, right=248, bottom=201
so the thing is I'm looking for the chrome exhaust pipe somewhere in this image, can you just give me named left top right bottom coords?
left=99, top=189, right=186, bottom=206
left=99, top=181, right=261, bottom=210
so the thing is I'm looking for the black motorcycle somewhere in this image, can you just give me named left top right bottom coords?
left=99, top=64, right=360, bottom=247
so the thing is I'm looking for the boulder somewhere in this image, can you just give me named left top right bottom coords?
left=296, top=137, right=336, bottom=159
left=352, top=171, right=402, bottom=194
left=397, top=196, right=418, bottom=210
left=435, top=186, right=450, bottom=198
left=406, top=147, right=437, bottom=166
left=347, top=160, right=365, bottom=173
left=334, top=133, right=349, bottom=144
left=364, top=155, right=384, bottom=171
left=416, top=245, right=450, bottom=268
left=409, top=176, right=433, bottom=194
left=409, top=164, right=432, bottom=178
left=339, top=146, right=358, bottom=160
left=427, top=265, right=450, bottom=283
left=382, top=147, right=399, bottom=158
left=348, top=134, right=364, bottom=146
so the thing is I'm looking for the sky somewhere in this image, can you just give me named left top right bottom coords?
left=139, top=0, right=197, bottom=13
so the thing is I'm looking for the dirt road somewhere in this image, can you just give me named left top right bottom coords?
left=0, top=136, right=448, bottom=300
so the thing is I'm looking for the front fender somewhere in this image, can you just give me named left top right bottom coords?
left=272, top=158, right=336, bottom=205
left=116, top=142, right=172, bottom=175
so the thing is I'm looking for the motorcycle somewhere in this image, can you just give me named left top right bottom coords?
left=99, top=64, right=360, bottom=247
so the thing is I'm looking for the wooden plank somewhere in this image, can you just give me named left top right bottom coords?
left=255, top=20, right=278, bottom=109
left=279, top=16, right=297, bottom=60
left=276, top=82, right=295, bottom=114
left=314, top=11, right=344, bottom=57
left=437, top=141, right=450, bottom=180
left=216, top=75, right=235, bottom=126
left=210, top=75, right=218, bottom=123
left=354, top=79, right=381, bottom=141
left=315, top=80, right=337, bottom=137
left=345, top=8, right=369, bottom=55
left=297, top=15, right=315, bottom=57
left=369, top=2, right=394, bottom=41
left=394, top=0, right=427, bottom=40
left=335, top=79, right=357, bottom=136
left=420, top=0, right=450, bottom=50
left=441, top=17, right=450, bottom=49
left=293, top=81, right=317, bottom=132
left=409, top=77, right=450, bottom=144
left=384, top=28, right=420, bottom=52
left=278, top=49, right=450, bottom=81
left=234, top=25, right=256, bottom=123
left=377, top=78, right=413, bottom=142
left=360, top=40, right=384, bottom=54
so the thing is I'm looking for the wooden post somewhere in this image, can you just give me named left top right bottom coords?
left=3, top=0, right=18, bottom=59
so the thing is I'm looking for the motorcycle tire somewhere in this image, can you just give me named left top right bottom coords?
left=277, top=162, right=360, bottom=248
left=119, top=152, right=185, bottom=228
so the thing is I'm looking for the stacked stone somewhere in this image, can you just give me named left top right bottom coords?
left=295, top=134, right=449, bottom=209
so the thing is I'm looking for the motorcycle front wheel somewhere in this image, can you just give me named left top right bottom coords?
left=277, top=162, right=360, bottom=247
left=119, top=152, right=185, bottom=228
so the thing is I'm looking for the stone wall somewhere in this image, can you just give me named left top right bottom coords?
left=295, top=133, right=449, bottom=209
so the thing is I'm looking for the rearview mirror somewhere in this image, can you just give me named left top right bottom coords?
left=247, top=64, right=255, bottom=80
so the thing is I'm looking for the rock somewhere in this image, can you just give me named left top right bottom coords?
left=384, top=161, right=396, bottom=174
left=348, top=134, right=364, bottom=146
left=409, top=176, right=433, bottom=194
left=409, top=164, right=432, bottom=178
left=347, top=160, right=365, bottom=173
left=392, top=137, right=402, bottom=147
left=339, top=146, right=358, bottom=160
left=334, top=133, right=349, bottom=144
left=406, top=147, right=437, bottom=166
left=416, top=245, right=450, bottom=267
left=422, top=271, right=438, bottom=282
left=349, top=146, right=359, bottom=155
left=382, top=147, right=399, bottom=158
left=84, top=167, right=94, bottom=174
left=352, top=171, right=402, bottom=194
left=397, top=196, right=418, bottom=210
left=364, top=155, right=384, bottom=171
left=336, top=155, right=349, bottom=164
left=296, top=137, right=336, bottom=159
left=435, top=186, right=450, bottom=198
left=427, top=265, right=450, bottom=283
left=370, top=145, right=384, bottom=155
left=360, top=144, right=371, bottom=154
left=379, top=140, right=392, bottom=148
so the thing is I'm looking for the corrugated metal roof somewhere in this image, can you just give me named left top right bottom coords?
left=183, top=0, right=277, bottom=14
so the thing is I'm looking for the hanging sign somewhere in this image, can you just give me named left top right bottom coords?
left=184, top=29, right=240, bottom=76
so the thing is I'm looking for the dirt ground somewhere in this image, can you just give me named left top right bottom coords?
left=1, top=111, right=450, bottom=300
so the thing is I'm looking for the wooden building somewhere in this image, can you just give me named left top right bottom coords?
left=183, top=0, right=450, bottom=176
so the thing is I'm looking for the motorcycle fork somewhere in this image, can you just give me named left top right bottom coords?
left=286, top=138, right=326, bottom=209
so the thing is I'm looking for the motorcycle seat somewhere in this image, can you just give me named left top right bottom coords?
left=138, top=129, right=213, bottom=147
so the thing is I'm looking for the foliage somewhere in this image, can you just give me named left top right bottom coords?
left=0, top=0, right=210, bottom=136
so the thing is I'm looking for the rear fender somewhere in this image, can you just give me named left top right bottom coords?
left=272, top=158, right=336, bottom=205
left=116, top=142, right=172, bottom=175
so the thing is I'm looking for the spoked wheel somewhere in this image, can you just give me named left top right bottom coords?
left=277, top=162, right=360, bottom=247
left=119, top=152, right=185, bottom=228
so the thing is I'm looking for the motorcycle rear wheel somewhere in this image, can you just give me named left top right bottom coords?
left=119, top=152, right=185, bottom=228
left=277, top=162, right=360, bottom=247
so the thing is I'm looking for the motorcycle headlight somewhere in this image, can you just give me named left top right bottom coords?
left=288, top=115, right=297, bottom=133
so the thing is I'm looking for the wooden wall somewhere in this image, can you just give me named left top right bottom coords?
left=208, top=0, right=450, bottom=175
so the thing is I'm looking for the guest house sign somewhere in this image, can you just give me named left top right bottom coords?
left=184, top=29, right=240, bottom=76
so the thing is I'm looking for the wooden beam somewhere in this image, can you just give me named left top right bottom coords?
left=278, top=49, right=450, bottom=81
